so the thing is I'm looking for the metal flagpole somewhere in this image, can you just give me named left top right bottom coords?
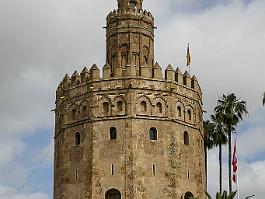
left=186, top=43, right=191, bottom=73
left=235, top=133, right=240, bottom=199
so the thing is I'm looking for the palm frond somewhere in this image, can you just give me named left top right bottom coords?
left=263, top=92, right=265, bottom=106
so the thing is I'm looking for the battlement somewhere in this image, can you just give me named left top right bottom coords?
left=56, top=63, right=202, bottom=97
left=107, top=8, right=154, bottom=24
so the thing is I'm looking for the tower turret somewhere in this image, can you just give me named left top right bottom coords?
left=106, top=0, right=154, bottom=77
left=117, top=0, right=143, bottom=10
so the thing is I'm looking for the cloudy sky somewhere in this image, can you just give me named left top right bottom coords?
left=0, top=0, right=264, bottom=198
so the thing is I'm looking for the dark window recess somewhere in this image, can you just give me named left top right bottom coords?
left=187, top=109, right=192, bottom=120
left=191, top=79, right=195, bottom=88
left=184, top=131, right=189, bottom=145
left=152, top=164, right=156, bottom=176
left=105, top=189, right=121, bottom=199
left=183, top=76, right=187, bottom=86
left=103, top=102, right=109, bottom=113
left=184, top=192, right=194, bottom=199
left=75, top=132, right=81, bottom=145
left=141, top=101, right=147, bottom=112
left=72, top=109, right=76, bottom=119
left=156, top=102, right=162, bottom=113
left=177, top=106, right=182, bottom=117
left=117, top=101, right=123, bottom=112
left=110, top=127, right=117, bottom=140
left=149, top=127, right=157, bottom=140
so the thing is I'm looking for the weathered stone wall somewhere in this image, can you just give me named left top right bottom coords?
left=54, top=74, right=205, bottom=199
left=54, top=1, right=205, bottom=198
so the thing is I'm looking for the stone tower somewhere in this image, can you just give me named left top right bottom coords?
left=54, top=1, right=205, bottom=199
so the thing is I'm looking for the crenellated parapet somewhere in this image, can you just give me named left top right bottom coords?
left=107, top=8, right=154, bottom=25
left=56, top=63, right=202, bottom=100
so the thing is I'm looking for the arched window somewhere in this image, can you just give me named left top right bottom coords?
left=75, top=132, right=81, bottom=145
left=105, top=188, right=121, bottom=199
left=184, top=191, right=194, bottom=199
left=72, top=109, right=76, bottom=119
left=156, top=102, right=162, bottom=113
left=110, top=127, right=117, bottom=140
left=82, top=105, right=87, bottom=112
left=187, top=109, right=192, bottom=121
left=81, top=105, right=87, bottom=116
left=103, top=102, right=109, bottom=113
left=141, top=101, right=147, bottom=112
left=184, top=131, right=189, bottom=145
left=177, top=106, right=182, bottom=117
left=117, top=101, right=123, bottom=112
left=149, top=127, right=157, bottom=140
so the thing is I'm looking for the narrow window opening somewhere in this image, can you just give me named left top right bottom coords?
left=191, top=79, right=195, bottom=88
left=75, top=169, right=78, bottom=180
left=111, top=164, right=114, bottom=175
left=141, top=101, right=147, bottom=112
left=152, top=164, right=156, bottom=176
left=75, top=132, right=81, bottom=145
left=156, top=102, right=162, bottom=113
left=144, top=56, right=148, bottom=64
left=184, top=131, right=189, bottom=145
left=149, top=127, right=157, bottom=140
left=72, top=109, right=76, bottom=119
left=183, top=76, right=187, bottom=86
left=177, top=106, right=182, bottom=117
left=187, top=169, right=190, bottom=179
left=117, top=101, right=123, bottom=112
left=103, top=102, right=109, bottom=113
left=110, top=127, right=117, bottom=140
left=82, top=106, right=87, bottom=112
left=187, top=109, right=192, bottom=121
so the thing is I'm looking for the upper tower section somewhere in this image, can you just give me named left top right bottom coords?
left=118, top=0, right=143, bottom=10
left=106, top=0, right=154, bottom=77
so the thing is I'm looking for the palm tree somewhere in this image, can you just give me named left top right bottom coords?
left=203, top=120, right=215, bottom=190
left=211, top=114, right=228, bottom=194
left=215, top=93, right=248, bottom=193
left=205, top=190, right=237, bottom=199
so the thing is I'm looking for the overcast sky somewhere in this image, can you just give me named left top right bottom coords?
left=0, top=0, right=265, bottom=199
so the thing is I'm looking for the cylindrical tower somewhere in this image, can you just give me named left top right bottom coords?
left=106, top=0, right=154, bottom=77
left=54, top=1, right=206, bottom=199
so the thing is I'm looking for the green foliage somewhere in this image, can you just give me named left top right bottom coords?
left=214, top=93, right=248, bottom=193
left=210, top=114, right=228, bottom=147
left=205, top=191, right=237, bottom=199
left=215, top=93, right=248, bottom=129
left=203, top=120, right=215, bottom=150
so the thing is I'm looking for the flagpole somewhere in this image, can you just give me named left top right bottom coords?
left=186, top=43, right=191, bottom=73
left=236, top=134, right=240, bottom=199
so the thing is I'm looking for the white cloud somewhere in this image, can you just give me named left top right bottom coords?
left=208, top=150, right=265, bottom=199
left=0, top=186, right=49, bottom=199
